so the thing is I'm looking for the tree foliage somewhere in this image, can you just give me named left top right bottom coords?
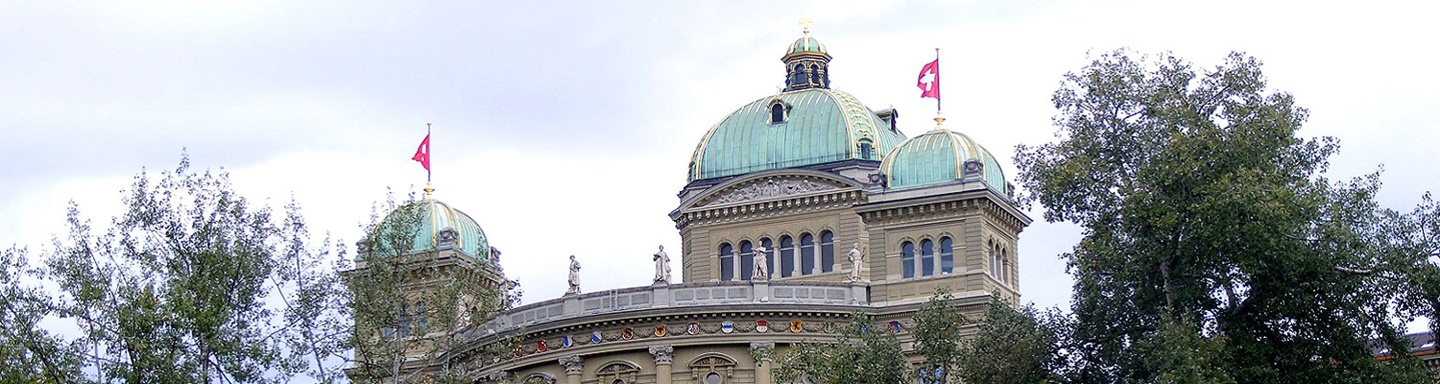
left=344, top=192, right=518, bottom=384
left=773, top=313, right=909, bottom=384
left=955, top=295, right=1069, bottom=384
left=1015, top=49, right=1439, bottom=383
left=0, top=247, right=85, bottom=383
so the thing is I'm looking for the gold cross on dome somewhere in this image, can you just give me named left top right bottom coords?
left=799, top=16, right=813, bottom=34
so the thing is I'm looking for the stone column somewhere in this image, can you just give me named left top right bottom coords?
left=750, top=342, right=775, bottom=384
left=649, top=345, right=674, bottom=384
left=558, top=355, right=584, bottom=384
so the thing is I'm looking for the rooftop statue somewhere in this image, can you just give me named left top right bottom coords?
left=567, top=255, right=581, bottom=295
left=653, top=245, right=671, bottom=283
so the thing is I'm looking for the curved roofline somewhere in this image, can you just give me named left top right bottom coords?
left=687, top=88, right=905, bottom=182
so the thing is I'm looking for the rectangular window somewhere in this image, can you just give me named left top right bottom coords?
left=720, top=254, right=733, bottom=281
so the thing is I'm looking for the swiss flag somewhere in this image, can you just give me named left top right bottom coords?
left=917, top=59, right=940, bottom=99
left=412, top=134, right=430, bottom=171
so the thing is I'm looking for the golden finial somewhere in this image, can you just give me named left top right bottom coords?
left=799, top=16, right=813, bottom=35
left=424, top=183, right=435, bottom=200
left=933, top=115, right=946, bottom=131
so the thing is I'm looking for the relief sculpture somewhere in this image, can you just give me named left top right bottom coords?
left=707, top=178, right=837, bottom=205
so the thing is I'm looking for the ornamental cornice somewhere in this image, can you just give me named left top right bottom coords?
left=676, top=190, right=864, bottom=229
left=465, top=309, right=861, bottom=371
left=857, top=194, right=1028, bottom=232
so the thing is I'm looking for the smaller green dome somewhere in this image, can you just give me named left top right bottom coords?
left=371, top=198, right=491, bottom=262
left=787, top=36, right=827, bottom=56
left=880, top=128, right=1008, bottom=194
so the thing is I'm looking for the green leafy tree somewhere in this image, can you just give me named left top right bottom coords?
left=774, top=313, right=909, bottom=384
left=344, top=191, right=517, bottom=384
left=46, top=156, right=320, bottom=383
left=0, top=246, right=86, bottom=383
left=910, top=289, right=964, bottom=384
left=955, top=295, right=1069, bottom=384
left=1015, top=49, right=1438, bottom=383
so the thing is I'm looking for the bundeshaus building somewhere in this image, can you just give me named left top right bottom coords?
left=352, top=30, right=1031, bottom=384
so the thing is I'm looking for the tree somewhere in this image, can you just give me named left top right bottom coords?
left=910, top=289, right=965, bottom=384
left=1015, top=49, right=1439, bottom=383
left=343, top=191, right=517, bottom=384
left=0, top=246, right=86, bottom=383
left=773, top=313, right=909, bottom=384
left=954, top=295, right=1069, bottom=384
left=46, top=155, right=317, bottom=383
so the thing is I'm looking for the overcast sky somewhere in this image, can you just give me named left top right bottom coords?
left=2, top=0, right=1436, bottom=311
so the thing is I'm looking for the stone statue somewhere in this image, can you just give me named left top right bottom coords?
left=653, top=245, right=671, bottom=283
left=438, top=227, right=459, bottom=248
left=847, top=242, right=865, bottom=282
left=753, top=246, right=769, bottom=280
left=567, top=255, right=581, bottom=295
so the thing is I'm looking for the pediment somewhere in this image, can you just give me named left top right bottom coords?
left=693, top=172, right=858, bottom=208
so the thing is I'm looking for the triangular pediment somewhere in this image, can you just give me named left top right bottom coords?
left=692, top=172, right=859, bottom=209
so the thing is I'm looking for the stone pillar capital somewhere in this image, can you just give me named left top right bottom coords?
left=749, top=341, right=775, bottom=362
left=558, top=355, right=585, bottom=375
left=648, top=345, right=675, bottom=365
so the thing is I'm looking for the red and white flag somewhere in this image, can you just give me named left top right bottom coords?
left=917, top=59, right=940, bottom=99
left=412, top=134, right=430, bottom=171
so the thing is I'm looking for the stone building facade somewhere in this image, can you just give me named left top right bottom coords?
left=352, top=31, right=1030, bottom=384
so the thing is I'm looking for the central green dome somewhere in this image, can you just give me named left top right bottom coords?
left=371, top=198, right=491, bottom=262
left=687, top=88, right=906, bottom=182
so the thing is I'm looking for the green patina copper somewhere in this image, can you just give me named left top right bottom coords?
left=880, top=128, right=1008, bottom=194
left=687, top=88, right=907, bottom=182
left=373, top=199, right=491, bottom=262
left=787, top=36, right=827, bottom=55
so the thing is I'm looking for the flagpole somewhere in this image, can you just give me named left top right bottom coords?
left=426, top=122, right=432, bottom=183
left=934, top=48, right=941, bottom=117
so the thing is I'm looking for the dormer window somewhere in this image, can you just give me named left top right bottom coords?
left=769, top=100, right=788, bottom=124
left=858, top=139, right=874, bottom=160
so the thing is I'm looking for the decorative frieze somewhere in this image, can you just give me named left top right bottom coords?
left=706, top=179, right=837, bottom=206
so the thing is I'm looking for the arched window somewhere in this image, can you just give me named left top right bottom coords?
left=739, top=241, right=754, bottom=281
left=939, top=237, right=954, bottom=275
left=799, top=233, right=815, bottom=275
left=809, top=64, right=820, bottom=85
left=781, top=236, right=797, bottom=276
left=1001, top=247, right=1009, bottom=285
left=397, top=303, right=412, bottom=338
left=920, top=239, right=935, bottom=276
left=901, top=241, right=916, bottom=278
left=596, top=362, right=639, bottom=384
left=791, top=64, right=805, bottom=85
left=413, top=301, right=427, bottom=334
left=990, top=241, right=1001, bottom=279
left=770, top=103, right=785, bottom=124
left=689, top=353, right=737, bottom=383
left=858, top=139, right=874, bottom=160
left=820, top=231, right=834, bottom=273
left=719, top=243, right=734, bottom=281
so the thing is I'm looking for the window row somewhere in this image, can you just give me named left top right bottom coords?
left=382, top=301, right=428, bottom=339
left=718, top=230, right=834, bottom=281
left=989, top=239, right=1011, bottom=286
left=900, top=237, right=954, bottom=278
